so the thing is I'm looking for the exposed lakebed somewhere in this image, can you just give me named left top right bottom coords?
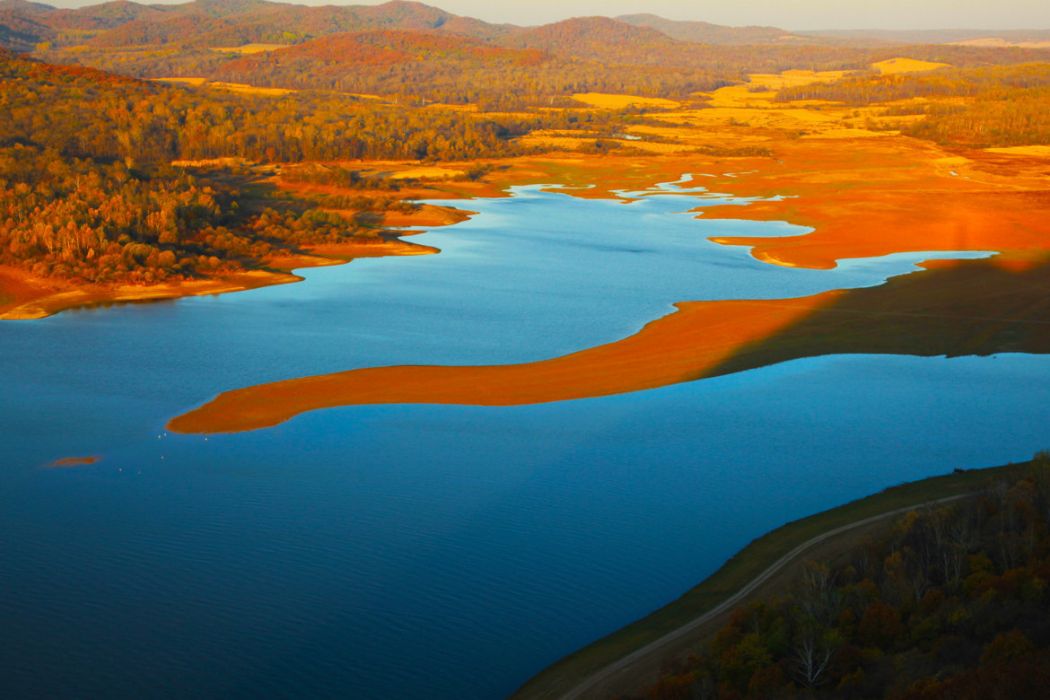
left=1, top=179, right=1048, bottom=698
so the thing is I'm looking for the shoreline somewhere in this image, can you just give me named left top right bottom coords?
left=167, top=249, right=1050, bottom=434
left=0, top=234, right=440, bottom=321
left=4, top=139, right=1048, bottom=320
left=513, top=459, right=1034, bottom=700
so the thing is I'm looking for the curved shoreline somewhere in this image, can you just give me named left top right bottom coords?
left=6, top=139, right=1050, bottom=321
left=0, top=235, right=439, bottom=321
left=168, top=250, right=1050, bottom=435
left=165, top=293, right=833, bottom=433
left=513, top=461, right=1029, bottom=700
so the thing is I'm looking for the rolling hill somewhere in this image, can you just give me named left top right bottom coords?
left=616, top=13, right=805, bottom=45
left=0, top=10, right=50, bottom=51
left=0, top=0, right=512, bottom=50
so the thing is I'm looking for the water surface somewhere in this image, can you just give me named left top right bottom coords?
left=1, top=181, right=1046, bottom=698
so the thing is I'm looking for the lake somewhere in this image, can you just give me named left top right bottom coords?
left=2, top=179, right=1048, bottom=698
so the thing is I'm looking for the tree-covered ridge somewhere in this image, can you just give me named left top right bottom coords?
left=616, top=14, right=802, bottom=46
left=9, top=0, right=1050, bottom=107
left=83, top=0, right=514, bottom=49
left=0, top=49, right=479, bottom=284
left=203, top=29, right=738, bottom=106
left=906, top=86, right=1050, bottom=148
left=152, top=25, right=882, bottom=105
left=266, top=29, right=539, bottom=65
left=645, top=456, right=1050, bottom=700
left=1, top=0, right=507, bottom=49
left=0, top=49, right=642, bottom=286
left=0, top=49, right=543, bottom=164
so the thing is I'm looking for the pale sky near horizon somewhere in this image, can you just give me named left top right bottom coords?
left=41, top=0, right=1050, bottom=31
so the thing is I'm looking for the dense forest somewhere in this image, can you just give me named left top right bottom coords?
left=0, top=47, right=650, bottom=285
left=3, top=3, right=1049, bottom=288
left=0, top=49, right=548, bottom=163
left=775, top=62, right=1050, bottom=147
left=906, top=86, right=1050, bottom=147
left=643, top=456, right=1050, bottom=699
left=0, top=48, right=516, bottom=283
left=34, top=34, right=1050, bottom=108
left=776, top=62, right=1050, bottom=104
left=0, top=144, right=384, bottom=283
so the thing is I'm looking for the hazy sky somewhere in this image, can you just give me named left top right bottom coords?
left=43, top=0, right=1050, bottom=30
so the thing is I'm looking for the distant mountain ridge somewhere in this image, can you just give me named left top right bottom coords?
left=4, top=0, right=1049, bottom=103
left=616, top=13, right=806, bottom=45
left=497, top=16, right=676, bottom=59
left=803, top=28, right=1050, bottom=46
left=0, top=0, right=516, bottom=48
left=5, top=1, right=1050, bottom=54
left=0, top=10, right=49, bottom=51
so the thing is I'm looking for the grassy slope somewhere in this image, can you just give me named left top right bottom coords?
left=514, top=459, right=1032, bottom=699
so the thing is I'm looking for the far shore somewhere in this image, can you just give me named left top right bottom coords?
left=167, top=250, right=1050, bottom=434
left=0, top=234, right=438, bottom=321
left=5, top=133, right=1049, bottom=322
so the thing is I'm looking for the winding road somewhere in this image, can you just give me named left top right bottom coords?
left=558, top=493, right=971, bottom=700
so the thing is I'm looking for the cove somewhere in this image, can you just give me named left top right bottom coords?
left=1, top=179, right=1047, bottom=699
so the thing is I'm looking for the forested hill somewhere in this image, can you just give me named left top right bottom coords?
left=86, top=1, right=516, bottom=48
left=0, top=48, right=565, bottom=285
left=644, top=458, right=1050, bottom=699
left=0, top=0, right=512, bottom=48
left=6, top=0, right=1050, bottom=55
left=5, top=1, right=1050, bottom=107
left=206, top=25, right=924, bottom=106
left=492, top=17, right=868, bottom=71
left=206, top=30, right=567, bottom=104
left=616, top=13, right=804, bottom=46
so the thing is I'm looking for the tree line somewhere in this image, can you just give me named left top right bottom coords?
left=774, top=62, right=1050, bottom=148
left=0, top=145, right=385, bottom=284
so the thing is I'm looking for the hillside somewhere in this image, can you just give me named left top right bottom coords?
left=0, top=0, right=510, bottom=50
left=494, top=16, right=867, bottom=73
left=0, top=9, right=50, bottom=50
left=201, top=25, right=795, bottom=105
left=499, top=16, right=672, bottom=57
left=0, top=48, right=555, bottom=294
left=616, top=13, right=805, bottom=45
left=639, top=459, right=1050, bottom=699
left=209, top=30, right=548, bottom=101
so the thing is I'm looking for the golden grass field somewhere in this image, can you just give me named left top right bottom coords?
left=986, top=145, right=1050, bottom=156
left=873, top=57, right=951, bottom=74
left=153, top=77, right=296, bottom=96
left=210, top=44, right=288, bottom=55
left=571, top=92, right=680, bottom=109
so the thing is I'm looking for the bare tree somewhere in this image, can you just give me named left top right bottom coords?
left=792, top=629, right=834, bottom=689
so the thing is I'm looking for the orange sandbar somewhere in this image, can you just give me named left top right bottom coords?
left=168, top=293, right=834, bottom=433
left=693, top=139, right=1050, bottom=269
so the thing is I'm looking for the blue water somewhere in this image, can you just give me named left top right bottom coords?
left=1, top=181, right=1047, bottom=699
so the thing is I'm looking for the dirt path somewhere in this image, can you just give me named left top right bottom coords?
left=559, top=494, right=970, bottom=700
